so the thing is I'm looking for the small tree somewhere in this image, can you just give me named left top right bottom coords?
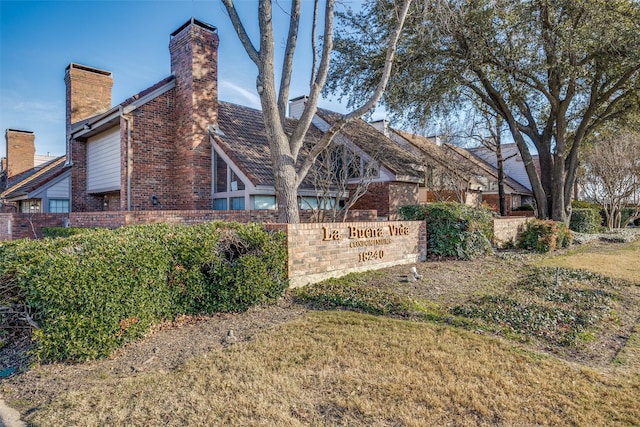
left=583, top=132, right=640, bottom=229
left=306, top=139, right=380, bottom=222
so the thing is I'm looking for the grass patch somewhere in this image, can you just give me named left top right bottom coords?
left=24, top=311, right=639, bottom=427
left=535, top=240, right=640, bottom=283
left=294, top=273, right=452, bottom=322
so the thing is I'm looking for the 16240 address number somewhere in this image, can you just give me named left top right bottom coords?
left=358, top=250, right=384, bottom=262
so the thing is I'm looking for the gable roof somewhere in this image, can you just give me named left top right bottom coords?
left=214, top=101, right=324, bottom=189
left=392, top=129, right=532, bottom=195
left=1, top=156, right=70, bottom=200
left=315, top=109, right=424, bottom=183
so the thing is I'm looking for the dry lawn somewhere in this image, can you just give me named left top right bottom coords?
left=25, top=311, right=639, bottom=427
left=3, top=239, right=640, bottom=426
left=535, top=240, right=640, bottom=283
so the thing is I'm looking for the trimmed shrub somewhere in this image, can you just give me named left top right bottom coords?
left=399, top=202, right=493, bottom=259
left=569, top=208, right=602, bottom=233
left=513, top=204, right=535, bottom=211
left=517, top=219, right=573, bottom=252
left=571, top=200, right=602, bottom=210
left=41, top=227, right=95, bottom=238
left=0, top=222, right=287, bottom=362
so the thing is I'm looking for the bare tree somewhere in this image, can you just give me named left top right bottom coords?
left=467, top=112, right=517, bottom=216
left=221, top=0, right=412, bottom=223
left=305, top=137, right=380, bottom=222
left=583, top=132, right=640, bottom=229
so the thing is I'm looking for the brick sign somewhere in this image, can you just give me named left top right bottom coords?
left=286, top=221, right=427, bottom=287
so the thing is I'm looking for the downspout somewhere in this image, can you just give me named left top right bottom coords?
left=120, top=109, right=132, bottom=211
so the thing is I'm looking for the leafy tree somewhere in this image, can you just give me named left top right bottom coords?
left=327, top=0, right=640, bottom=221
left=221, top=0, right=412, bottom=223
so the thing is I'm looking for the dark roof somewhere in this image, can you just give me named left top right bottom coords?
left=315, top=109, right=424, bottom=182
left=1, top=156, right=70, bottom=200
left=214, top=102, right=323, bottom=189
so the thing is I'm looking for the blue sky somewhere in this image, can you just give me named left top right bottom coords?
left=0, top=0, right=366, bottom=158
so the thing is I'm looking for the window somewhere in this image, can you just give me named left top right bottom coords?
left=214, top=150, right=246, bottom=193
left=214, top=151, right=228, bottom=193
left=49, top=199, right=70, bottom=213
left=253, top=195, right=276, bottom=210
left=230, top=170, right=245, bottom=191
left=213, top=198, right=227, bottom=210
left=20, top=199, right=41, bottom=213
left=230, top=197, right=245, bottom=210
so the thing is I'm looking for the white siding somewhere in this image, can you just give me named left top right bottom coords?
left=470, top=144, right=532, bottom=190
left=46, top=176, right=70, bottom=199
left=87, top=127, right=121, bottom=193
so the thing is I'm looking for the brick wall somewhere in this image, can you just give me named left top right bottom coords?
left=0, top=214, right=11, bottom=240
left=350, top=182, right=391, bottom=218
left=0, top=209, right=378, bottom=241
left=287, top=221, right=427, bottom=287
left=125, top=91, right=179, bottom=211
left=388, top=182, right=419, bottom=219
left=9, top=214, right=68, bottom=240
left=493, top=217, right=532, bottom=247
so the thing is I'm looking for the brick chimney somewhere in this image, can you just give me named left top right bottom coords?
left=64, top=63, right=113, bottom=140
left=169, top=17, right=218, bottom=209
left=4, top=129, right=35, bottom=180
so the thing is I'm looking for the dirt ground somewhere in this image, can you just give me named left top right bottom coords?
left=1, top=242, right=638, bottom=413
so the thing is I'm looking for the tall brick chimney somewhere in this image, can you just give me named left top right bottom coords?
left=64, top=63, right=113, bottom=139
left=4, top=129, right=35, bottom=180
left=169, top=17, right=218, bottom=209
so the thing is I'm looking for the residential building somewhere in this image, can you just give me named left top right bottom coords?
left=0, top=129, right=70, bottom=213
left=371, top=120, right=533, bottom=212
left=64, top=18, right=422, bottom=217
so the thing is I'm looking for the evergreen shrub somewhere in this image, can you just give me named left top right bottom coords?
left=517, top=219, right=572, bottom=252
left=569, top=208, right=602, bottom=233
left=0, top=222, right=287, bottom=362
left=399, top=202, right=493, bottom=259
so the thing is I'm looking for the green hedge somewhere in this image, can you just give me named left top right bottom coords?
left=517, top=219, right=572, bottom=252
left=569, top=208, right=602, bottom=233
left=399, top=202, right=493, bottom=260
left=41, top=227, right=96, bottom=238
left=0, top=222, right=287, bottom=362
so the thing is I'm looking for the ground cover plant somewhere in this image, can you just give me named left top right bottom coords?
left=1, top=237, right=638, bottom=426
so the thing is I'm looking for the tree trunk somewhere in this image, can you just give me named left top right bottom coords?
left=495, top=142, right=508, bottom=216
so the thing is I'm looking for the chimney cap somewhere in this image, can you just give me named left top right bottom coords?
left=171, top=17, right=217, bottom=38
left=6, top=129, right=34, bottom=134
left=65, top=63, right=112, bottom=77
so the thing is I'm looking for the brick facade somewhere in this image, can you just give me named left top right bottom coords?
left=350, top=182, right=419, bottom=220
left=124, top=91, right=178, bottom=210
left=388, top=182, right=419, bottom=220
